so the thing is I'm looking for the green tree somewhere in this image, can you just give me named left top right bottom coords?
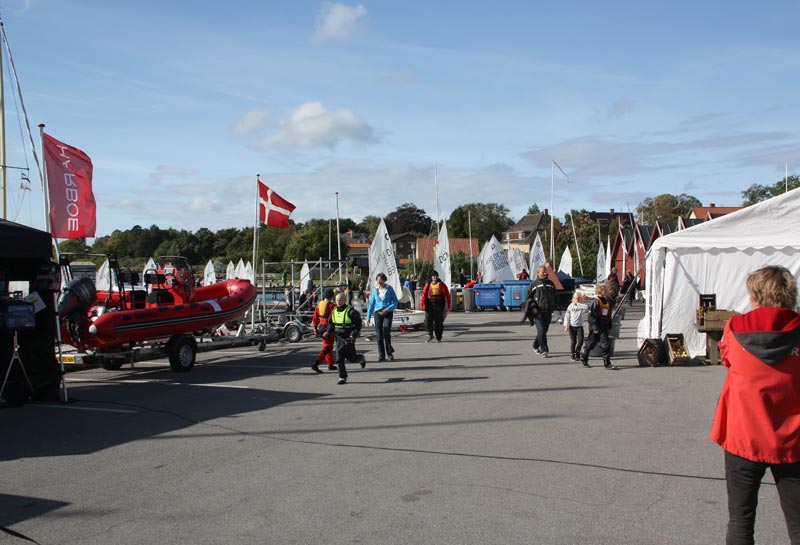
left=741, top=175, right=800, bottom=205
left=526, top=203, right=542, bottom=215
left=385, top=203, right=433, bottom=235
left=448, top=203, right=513, bottom=246
left=636, top=193, right=701, bottom=224
left=284, top=219, right=333, bottom=262
left=58, top=238, right=88, bottom=254
left=357, top=215, right=382, bottom=237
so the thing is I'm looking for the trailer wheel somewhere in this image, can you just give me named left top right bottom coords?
left=168, top=336, right=196, bottom=372
left=284, top=324, right=302, bottom=343
left=399, top=325, right=408, bottom=333
left=101, top=359, right=124, bottom=371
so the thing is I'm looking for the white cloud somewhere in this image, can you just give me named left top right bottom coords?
left=252, top=101, right=377, bottom=149
left=187, top=196, right=221, bottom=213
left=313, top=2, right=367, bottom=42
left=231, top=109, right=270, bottom=136
left=150, top=165, right=197, bottom=182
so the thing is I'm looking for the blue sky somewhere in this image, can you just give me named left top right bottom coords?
left=3, top=1, right=799, bottom=237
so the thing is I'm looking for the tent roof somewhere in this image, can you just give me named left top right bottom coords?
left=649, top=188, right=800, bottom=253
left=0, top=219, right=52, bottom=259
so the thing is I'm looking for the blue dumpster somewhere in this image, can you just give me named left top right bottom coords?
left=502, top=280, right=531, bottom=309
left=474, top=283, right=503, bottom=310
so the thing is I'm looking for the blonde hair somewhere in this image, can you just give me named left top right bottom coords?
left=746, top=266, right=797, bottom=309
left=335, top=292, right=348, bottom=305
left=595, top=283, right=608, bottom=296
left=571, top=291, right=581, bottom=303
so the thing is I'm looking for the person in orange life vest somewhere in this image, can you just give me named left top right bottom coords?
left=323, top=292, right=366, bottom=385
left=421, top=270, right=451, bottom=342
left=579, top=282, right=617, bottom=369
left=310, top=289, right=336, bottom=373
left=710, top=266, right=800, bottom=545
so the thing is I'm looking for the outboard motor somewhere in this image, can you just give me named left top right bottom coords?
left=58, top=277, right=96, bottom=343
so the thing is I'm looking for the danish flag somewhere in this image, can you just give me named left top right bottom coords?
left=258, top=181, right=295, bottom=229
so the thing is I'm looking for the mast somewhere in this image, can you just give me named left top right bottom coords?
left=434, top=164, right=441, bottom=235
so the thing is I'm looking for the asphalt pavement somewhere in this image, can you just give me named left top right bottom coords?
left=1, top=303, right=793, bottom=544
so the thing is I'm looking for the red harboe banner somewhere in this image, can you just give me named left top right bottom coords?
left=43, top=133, right=96, bottom=238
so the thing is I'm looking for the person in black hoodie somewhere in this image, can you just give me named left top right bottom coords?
left=527, top=265, right=557, bottom=357
left=579, top=283, right=617, bottom=369
left=323, top=292, right=366, bottom=384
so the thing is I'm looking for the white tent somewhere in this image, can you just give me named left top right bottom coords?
left=639, top=188, right=800, bottom=358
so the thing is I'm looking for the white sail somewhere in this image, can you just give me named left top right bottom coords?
left=477, top=240, right=488, bottom=277
left=299, top=261, right=310, bottom=292
left=558, top=246, right=573, bottom=277
left=96, top=259, right=112, bottom=291
left=604, top=236, right=612, bottom=277
left=480, top=235, right=515, bottom=284
left=528, top=233, right=546, bottom=274
left=225, top=261, right=235, bottom=280
left=235, top=258, right=245, bottom=279
left=596, top=242, right=606, bottom=281
left=245, top=261, right=254, bottom=284
left=368, top=219, right=403, bottom=294
left=433, top=220, right=452, bottom=287
left=203, top=260, right=216, bottom=286
left=142, top=257, right=156, bottom=286
left=509, top=247, right=527, bottom=277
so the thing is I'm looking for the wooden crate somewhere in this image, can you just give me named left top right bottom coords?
left=665, top=333, right=690, bottom=365
left=703, top=310, right=738, bottom=329
left=637, top=338, right=665, bottom=367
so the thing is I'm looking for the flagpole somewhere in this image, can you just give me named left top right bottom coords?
left=550, top=160, right=555, bottom=265
left=468, top=208, right=473, bottom=280
left=335, top=192, right=342, bottom=284
left=1, top=26, right=5, bottom=220
left=251, top=174, right=261, bottom=331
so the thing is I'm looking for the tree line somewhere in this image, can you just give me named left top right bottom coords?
left=58, top=176, right=798, bottom=277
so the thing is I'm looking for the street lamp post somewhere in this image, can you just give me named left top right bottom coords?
left=410, top=241, right=416, bottom=276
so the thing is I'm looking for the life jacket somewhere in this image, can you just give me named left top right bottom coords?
left=316, top=300, right=332, bottom=324
left=594, top=297, right=611, bottom=320
left=331, top=305, right=353, bottom=330
left=429, top=280, right=443, bottom=299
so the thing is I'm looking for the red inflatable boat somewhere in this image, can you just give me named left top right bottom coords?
left=58, top=255, right=256, bottom=352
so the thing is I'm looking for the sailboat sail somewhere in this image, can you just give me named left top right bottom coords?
left=595, top=243, right=605, bottom=281
left=529, top=233, right=546, bottom=274
left=479, top=235, right=514, bottom=284
left=226, top=261, right=235, bottom=280
left=202, top=260, right=216, bottom=286
left=433, top=220, right=452, bottom=287
left=558, top=247, right=573, bottom=277
left=509, top=247, right=527, bottom=277
left=299, top=261, right=310, bottom=292
left=368, top=219, right=403, bottom=294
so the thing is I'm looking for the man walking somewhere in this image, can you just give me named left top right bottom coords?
left=528, top=265, right=557, bottom=357
left=324, top=292, right=366, bottom=385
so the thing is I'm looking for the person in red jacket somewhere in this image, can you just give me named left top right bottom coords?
left=421, top=270, right=451, bottom=342
left=710, top=265, right=800, bottom=545
left=310, top=289, right=336, bottom=373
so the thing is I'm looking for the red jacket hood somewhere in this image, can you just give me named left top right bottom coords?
left=727, top=307, right=800, bottom=366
